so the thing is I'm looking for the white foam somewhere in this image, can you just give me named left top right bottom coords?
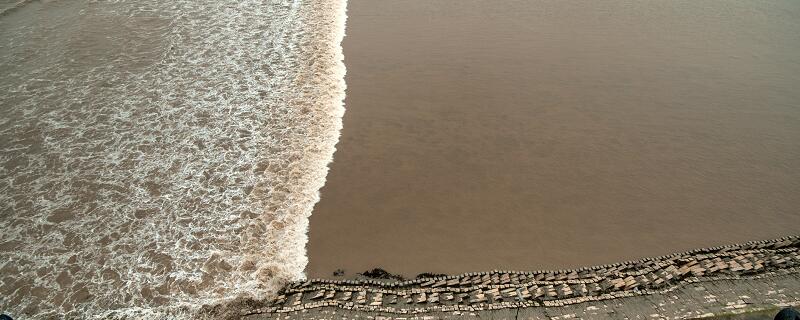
left=0, top=0, right=347, bottom=318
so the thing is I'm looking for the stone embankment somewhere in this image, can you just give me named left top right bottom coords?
left=245, top=236, right=800, bottom=319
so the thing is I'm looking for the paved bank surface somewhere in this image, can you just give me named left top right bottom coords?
left=244, top=236, right=799, bottom=319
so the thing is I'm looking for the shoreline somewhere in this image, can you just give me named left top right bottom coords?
left=246, top=275, right=800, bottom=319
left=245, top=236, right=799, bottom=319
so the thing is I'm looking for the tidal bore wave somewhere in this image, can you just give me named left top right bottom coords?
left=0, top=0, right=347, bottom=318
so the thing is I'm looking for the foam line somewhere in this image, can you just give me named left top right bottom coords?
left=0, top=0, right=36, bottom=17
left=0, top=0, right=348, bottom=318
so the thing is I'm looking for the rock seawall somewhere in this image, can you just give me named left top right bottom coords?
left=245, top=236, right=799, bottom=318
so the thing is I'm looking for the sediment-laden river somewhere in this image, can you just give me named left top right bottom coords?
left=0, top=0, right=346, bottom=317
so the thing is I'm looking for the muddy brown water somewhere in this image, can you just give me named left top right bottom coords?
left=1, top=0, right=346, bottom=317
left=306, top=0, right=800, bottom=279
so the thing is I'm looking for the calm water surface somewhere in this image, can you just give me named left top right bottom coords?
left=307, top=0, right=800, bottom=278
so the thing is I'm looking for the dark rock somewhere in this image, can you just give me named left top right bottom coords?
left=358, top=268, right=406, bottom=281
left=775, top=307, right=800, bottom=320
left=416, top=272, right=447, bottom=279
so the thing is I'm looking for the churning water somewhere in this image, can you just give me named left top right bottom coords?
left=0, top=0, right=346, bottom=317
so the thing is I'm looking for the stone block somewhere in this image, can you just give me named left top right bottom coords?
left=556, top=284, right=572, bottom=298
left=487, top=288, right=502, bottom=302
left=545, top=285, right=557, bottom=298
left=336, top=291, right=352, bottom=301
left=469, top=292, right=487, bottom=304
left=368, top=292, right=382, bottom=306
left=289, top=293, right=303, bottom=306
left=309, top=289, right=325, bottom=300
left=575, top=283, right=588, bottom=296
left=355, top=291, right=367, bottom=304
left=519, top=287, right=532, bottom=300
